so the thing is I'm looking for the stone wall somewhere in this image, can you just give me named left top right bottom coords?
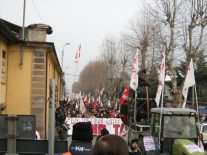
left=31, top=49, right=46, bottom=138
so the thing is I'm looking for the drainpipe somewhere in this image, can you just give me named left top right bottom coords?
left=20, top=0, right=26, bottom=66
left=45, top=51, right=48, bottom=138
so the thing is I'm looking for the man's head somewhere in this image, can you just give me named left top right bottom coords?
left=130, top=139, right=139, bottom=150
left=101, top=128, right=109, bottom=136
left=72, top=122, right=93, bottom=143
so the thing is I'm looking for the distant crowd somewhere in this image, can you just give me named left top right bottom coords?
left=56, top=98, right=120, bottom=119
left=64, top=121, right=144, bottom=155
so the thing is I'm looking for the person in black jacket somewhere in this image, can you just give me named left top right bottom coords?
left=96, top=128, right=109, bottom=142
left=69, top=122, right=93, bottom=155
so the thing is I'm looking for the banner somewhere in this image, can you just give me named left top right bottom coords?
left=143, top=136, right=156, bottom=151
left=65, top=118, right=123, bottom=135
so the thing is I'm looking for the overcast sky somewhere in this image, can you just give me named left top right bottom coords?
left=0, top=0, right=142, bottom=90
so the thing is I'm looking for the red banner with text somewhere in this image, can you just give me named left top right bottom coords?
left=65, top=117, right=123, bottom=135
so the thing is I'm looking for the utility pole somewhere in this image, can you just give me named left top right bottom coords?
left=20, top=0, right=26, bottom=66
left=48, top=79, right=55, bottom=155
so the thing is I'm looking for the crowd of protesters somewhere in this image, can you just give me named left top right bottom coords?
left=63, top=121, right=144, bottom=155
left=56, top=97, right=121, bottom=121
left=55, top=97, right=123, bottom=141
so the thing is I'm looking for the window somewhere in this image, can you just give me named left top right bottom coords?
left=203, top=125, right=207, bottom=133
left=151, top=113, right=160, bottom=136
left=163, top=116, right=197, bottom=138
left=1, top=50, right=6, bottom=84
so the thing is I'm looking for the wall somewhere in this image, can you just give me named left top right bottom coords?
left=0, top=35, right=7, bottom=114
left=6, top=44, right=32, bottom=114
left=31, top=48, right=47, bottom=138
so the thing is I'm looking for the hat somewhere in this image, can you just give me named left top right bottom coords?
left=72, top=122, right=93, bottom=143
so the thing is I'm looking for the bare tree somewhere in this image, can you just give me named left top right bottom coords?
left=182, top=0, right=207, bottom=68
left=147, top=0, right=207, bottom=107
left=146, top=0, right=186, bottom=106
left=78, top=60, right=109, bottom=95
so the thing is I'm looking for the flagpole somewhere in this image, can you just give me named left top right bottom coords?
left=134, top=90, right=137, bottom=124
left=130, top=48, right=139, bottom=125
left=158, top=88, right=164, bottom=148
left=134, top=47, right=139, bottom=125
left=74, top=62, right=78, bottom=83
left=195, top=84, right=200, bottom=123
left=74, top=44, right=81, bottom=84
left=146, top=86, right=150, bottom=120
left=158, top=52, right=165, bottom=148
left=192, top=85, right=195, bottom=108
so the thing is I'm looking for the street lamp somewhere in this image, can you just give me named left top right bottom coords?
left=61, top=42, right=70, bottom=69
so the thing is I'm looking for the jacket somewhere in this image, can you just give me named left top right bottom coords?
left=69, top=140, right=93, bottom=155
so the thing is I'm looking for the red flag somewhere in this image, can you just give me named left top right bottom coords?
left=119, top=86, right=129, bottom=104
left=85, top=95, right=90, bottom=105
left=92, top=98, right=98, bottom=108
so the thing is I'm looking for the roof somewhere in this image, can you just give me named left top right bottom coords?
left=151, top=107, right=197, bottom=115
left=0, top=18, right=19, bottom=41
left=0, top=18, right=62, bottom=74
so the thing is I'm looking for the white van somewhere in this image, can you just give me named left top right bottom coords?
left=197, top=122, right=207, bottom=145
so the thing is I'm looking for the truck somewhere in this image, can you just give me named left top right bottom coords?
left=197, top=122, right=207, bottom=146
left=148, top=107, right=204, bottom=155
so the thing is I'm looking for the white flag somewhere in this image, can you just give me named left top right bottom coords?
left=182, top=58, right=195, bottom=108
left=100, top=88, right=104, bottom=96
left=155, top=53, right=165, bottom=107
left=75, top=44, right=81, bottom=63
left=80, top=97, right=86, bottom=114
left=130, top=50, right=139, bottom=91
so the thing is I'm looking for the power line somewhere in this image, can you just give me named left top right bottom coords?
left=31, top=0, right=56, bottom=44
left=31, top=0, right=44, bottom=23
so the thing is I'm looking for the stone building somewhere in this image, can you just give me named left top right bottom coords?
left=0, top=18, right=64, bottom=138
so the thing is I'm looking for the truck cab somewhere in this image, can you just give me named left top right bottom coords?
left=150, top=108, right=203, bottom=155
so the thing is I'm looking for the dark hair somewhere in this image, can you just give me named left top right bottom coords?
left=92, top=134, right=129, bottom=155
left=101, top=128, right=109, bottom=136
left=131, top=138, right=139, bottom=144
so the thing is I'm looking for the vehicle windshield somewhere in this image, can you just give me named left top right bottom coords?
left=203, top=125, right=207, bottom=133
left=163, top=116, right=197, bottom=138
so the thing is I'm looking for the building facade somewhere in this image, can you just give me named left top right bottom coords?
left=0, top=19, right=64, bottom=138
